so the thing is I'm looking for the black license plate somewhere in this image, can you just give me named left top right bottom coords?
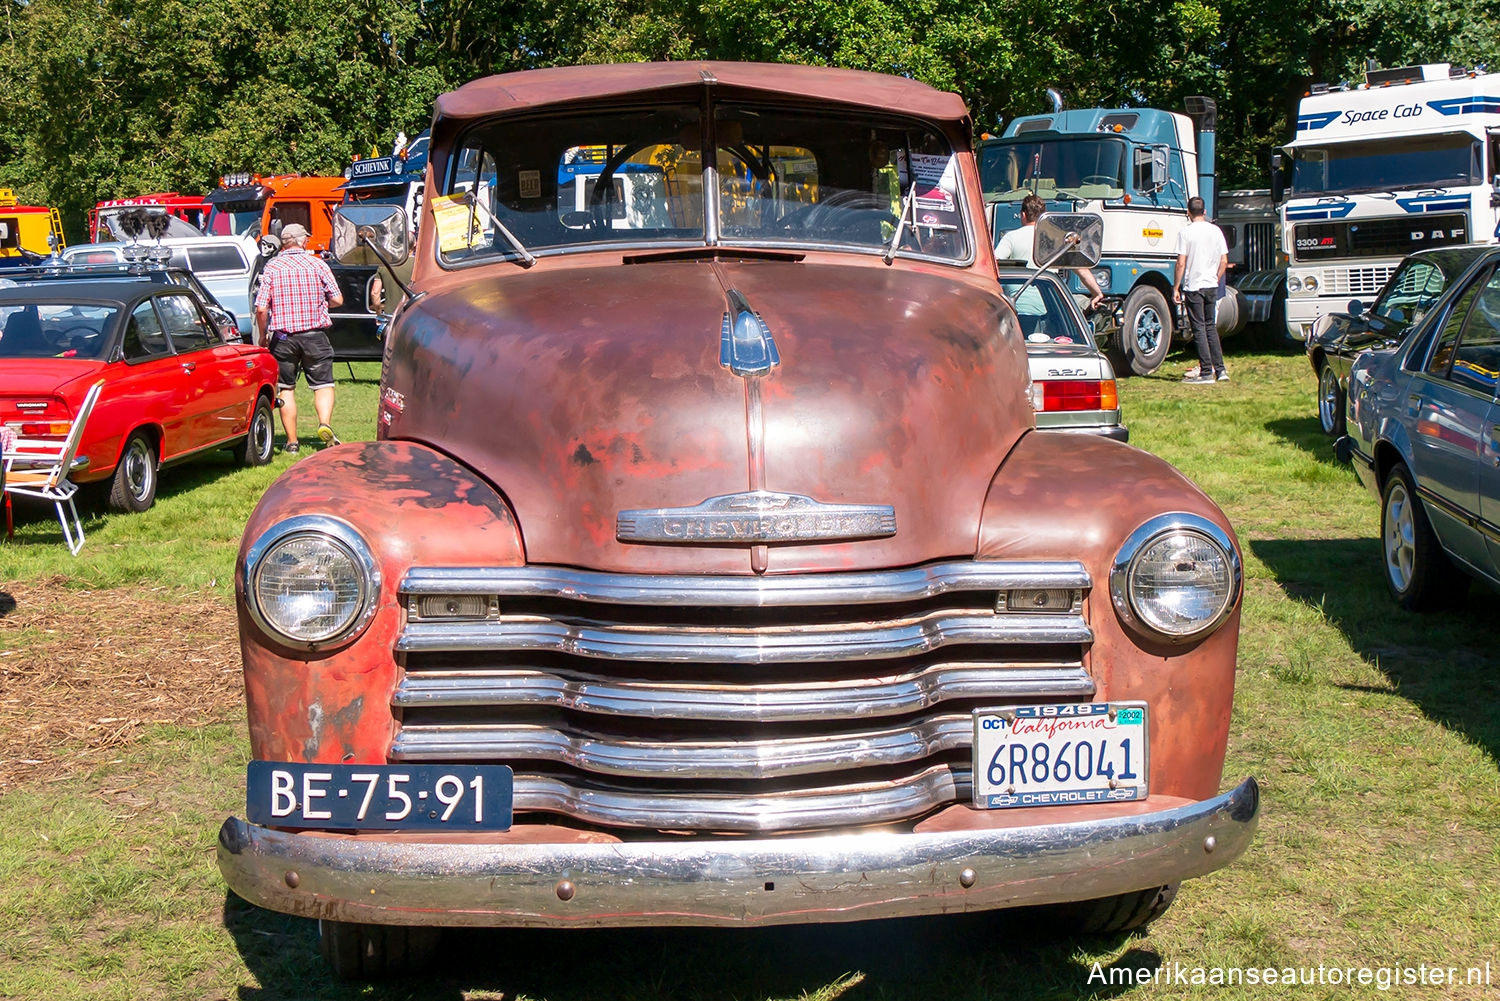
left=246, top=761, right=513, bottom=830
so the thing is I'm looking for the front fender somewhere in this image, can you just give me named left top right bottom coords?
left=235, top=441, right=524, bottom=764
left=977, top=431, right=1241, bottom=803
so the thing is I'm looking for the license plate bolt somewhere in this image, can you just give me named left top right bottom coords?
left=959, top=868, right=977, bottom=888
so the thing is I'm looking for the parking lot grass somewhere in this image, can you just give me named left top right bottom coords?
left=1, top=348, right=1497, bottom=999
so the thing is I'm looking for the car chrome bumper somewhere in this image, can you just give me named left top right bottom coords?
left=217, top=777, right=1258, bottom=928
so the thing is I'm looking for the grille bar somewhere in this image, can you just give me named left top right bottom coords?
left=398, top=611, right=1091, bottom=662
left=394, top=663, right=1093, bottom=721
left=402, top=560, right=1089, bottom=607
left=508, top=764, right=971, bottom=832
left=398, top=715, right=978, bottom=777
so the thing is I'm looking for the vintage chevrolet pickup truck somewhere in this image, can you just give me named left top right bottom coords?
left=218, top=62, right=1259, bottom=978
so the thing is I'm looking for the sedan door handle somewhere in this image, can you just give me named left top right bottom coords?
left=1405, top=393, right=1421, bottom=417
left=181, top=361, right=196, bottom=374
left=1491, top=424, right=1500, bottom=466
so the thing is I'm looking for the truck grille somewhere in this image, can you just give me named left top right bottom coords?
left=393, top=561, right=1095, bottom=833
left=1317, top=264, right=1397, bottom=298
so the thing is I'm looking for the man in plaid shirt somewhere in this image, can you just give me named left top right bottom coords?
left=253, top=223, right=345, bottom=453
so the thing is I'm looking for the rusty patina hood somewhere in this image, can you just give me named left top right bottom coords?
left=383, top=256, right=1031, bottom=574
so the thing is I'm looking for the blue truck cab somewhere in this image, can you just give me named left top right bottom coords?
left=981, top=99, right=1260, bottom=374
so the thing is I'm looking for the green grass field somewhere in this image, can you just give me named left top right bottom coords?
left=1, top=349, right=1496, bottom=1001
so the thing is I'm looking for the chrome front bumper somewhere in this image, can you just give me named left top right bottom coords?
left=218, top=777, right=1258, bottom=928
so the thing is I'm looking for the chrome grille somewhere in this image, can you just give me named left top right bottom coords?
left=394, top=561, right=1094, bottom=832
left=1320, top=264, right=1396, bottom=297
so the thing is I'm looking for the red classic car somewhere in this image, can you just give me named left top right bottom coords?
left=220, top=62, right=1258, bottom=978
left=0, top=268, right=278, bottom=513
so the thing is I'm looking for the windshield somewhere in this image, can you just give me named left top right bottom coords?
left=0, top=302, right=119, bottom=359
left=997, top=275, right=1092, bottom=345
left=980, top=138, right=1126, bottom=202
left=437, top=102, right=969, bottom=266
left=204, top=207, right=262, bottom=238
left=97, top=210, right=203, bottom=241
left=344, top=184, right=412, bottom=207
left=1291, top=133, right=1479, bottom=196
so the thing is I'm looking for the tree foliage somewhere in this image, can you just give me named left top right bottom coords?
left=3, top=0, right=1499, bottom=240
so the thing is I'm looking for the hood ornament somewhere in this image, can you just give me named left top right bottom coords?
left=720, top=289, right=780, bottom=377
left=618, top=491, right=896, bottom=544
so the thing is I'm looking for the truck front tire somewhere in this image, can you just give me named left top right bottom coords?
left=1120, top=286, right=1172, bottom=376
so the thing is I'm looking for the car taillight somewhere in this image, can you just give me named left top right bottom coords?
left=4, top=421, right=71, bottom=436
left=1035, top=379, right=1118, bottom=412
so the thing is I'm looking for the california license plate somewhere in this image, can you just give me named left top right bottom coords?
left=973, top=703, right=1148, bottom=809
left=246, top=761, right=513, bottom=830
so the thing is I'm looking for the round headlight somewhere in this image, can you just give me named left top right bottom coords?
left=244, top=516, right=380, bottom=648
left=1303, top=275, right=1320, bottom=293
left=1091, top=267, right=1112, bottom=290
left=1110, top=514, right=1240, bottom=642
left=1287, top=275, right=1303, bottom=293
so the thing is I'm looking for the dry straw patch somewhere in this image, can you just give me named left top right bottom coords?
left=0, top=579, right=242, bottom=792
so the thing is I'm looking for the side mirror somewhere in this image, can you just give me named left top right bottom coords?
left=1348, top=299, right=1365, bottom=316
left=1386, top=307, right=1406, bottom=324
left=1033, top=212, right=1103, bottom=269
left=1150, top=147, right=1169, bottom=191
left=331, top=204, right=411, bottom=267
left=1269, top=153, right=1287, bottom=206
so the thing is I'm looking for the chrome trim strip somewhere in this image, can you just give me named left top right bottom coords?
left=241, top=515, right=382, bottom=650
left=401, top=560, right=1091, bottom=606
left=505, top=764, right=964, bottom=831
left=393, top=715, right=980, bottom=778
left=393, top=663, right=1095, bottom=721
left=217, top=778, right=1260, bottom=928
left=396, top=611, right=1092, bottom=661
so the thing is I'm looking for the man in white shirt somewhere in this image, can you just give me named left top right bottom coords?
left=996, top=193, right=1105, bottom=308
left=1172, top=196, right=1229, bottom=383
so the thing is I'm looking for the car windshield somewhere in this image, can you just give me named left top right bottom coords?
left=437, top=102, right=970, bottom=265
left=1291, top=133, right=1479, bottom=196
left=980, top=138, right=1127, bottom=202
left=0, top=302, right=119, bottom=360
left=97, top=210, right=204, bottom=241
left=997, top=275, right=1091, bottom=345
left=1371, top=258, right=1451, bottom=326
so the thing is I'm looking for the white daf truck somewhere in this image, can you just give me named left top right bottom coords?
left=1275, top=62, right=1500, bottom=341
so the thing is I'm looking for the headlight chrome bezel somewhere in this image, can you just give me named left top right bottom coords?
left=243, top=515, right=381, bottom=650
left=1109, top=513, right=1241, bottom=643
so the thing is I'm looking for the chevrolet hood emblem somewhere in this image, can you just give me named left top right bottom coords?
left=618, top=491, right=896, bottom=544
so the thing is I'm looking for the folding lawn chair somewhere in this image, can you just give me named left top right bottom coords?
left=3, top=380, right=105, bottom=556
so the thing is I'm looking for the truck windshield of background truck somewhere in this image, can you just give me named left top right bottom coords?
left=438, top=102, right=969, bottom=266
left=1290, top=132, right=1480, bottom=196
left=980, top=138, right=1127, bottom=202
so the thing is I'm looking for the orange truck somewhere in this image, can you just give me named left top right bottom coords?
left=203, top=173, right=345, bottom=252
left=0, top=190, right=66, bottom=264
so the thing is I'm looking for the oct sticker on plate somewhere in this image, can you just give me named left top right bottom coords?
left=973, top=703, right=1147, bottom=809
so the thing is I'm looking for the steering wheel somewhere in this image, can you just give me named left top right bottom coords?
left=53, top=325, right=100, bottom=353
